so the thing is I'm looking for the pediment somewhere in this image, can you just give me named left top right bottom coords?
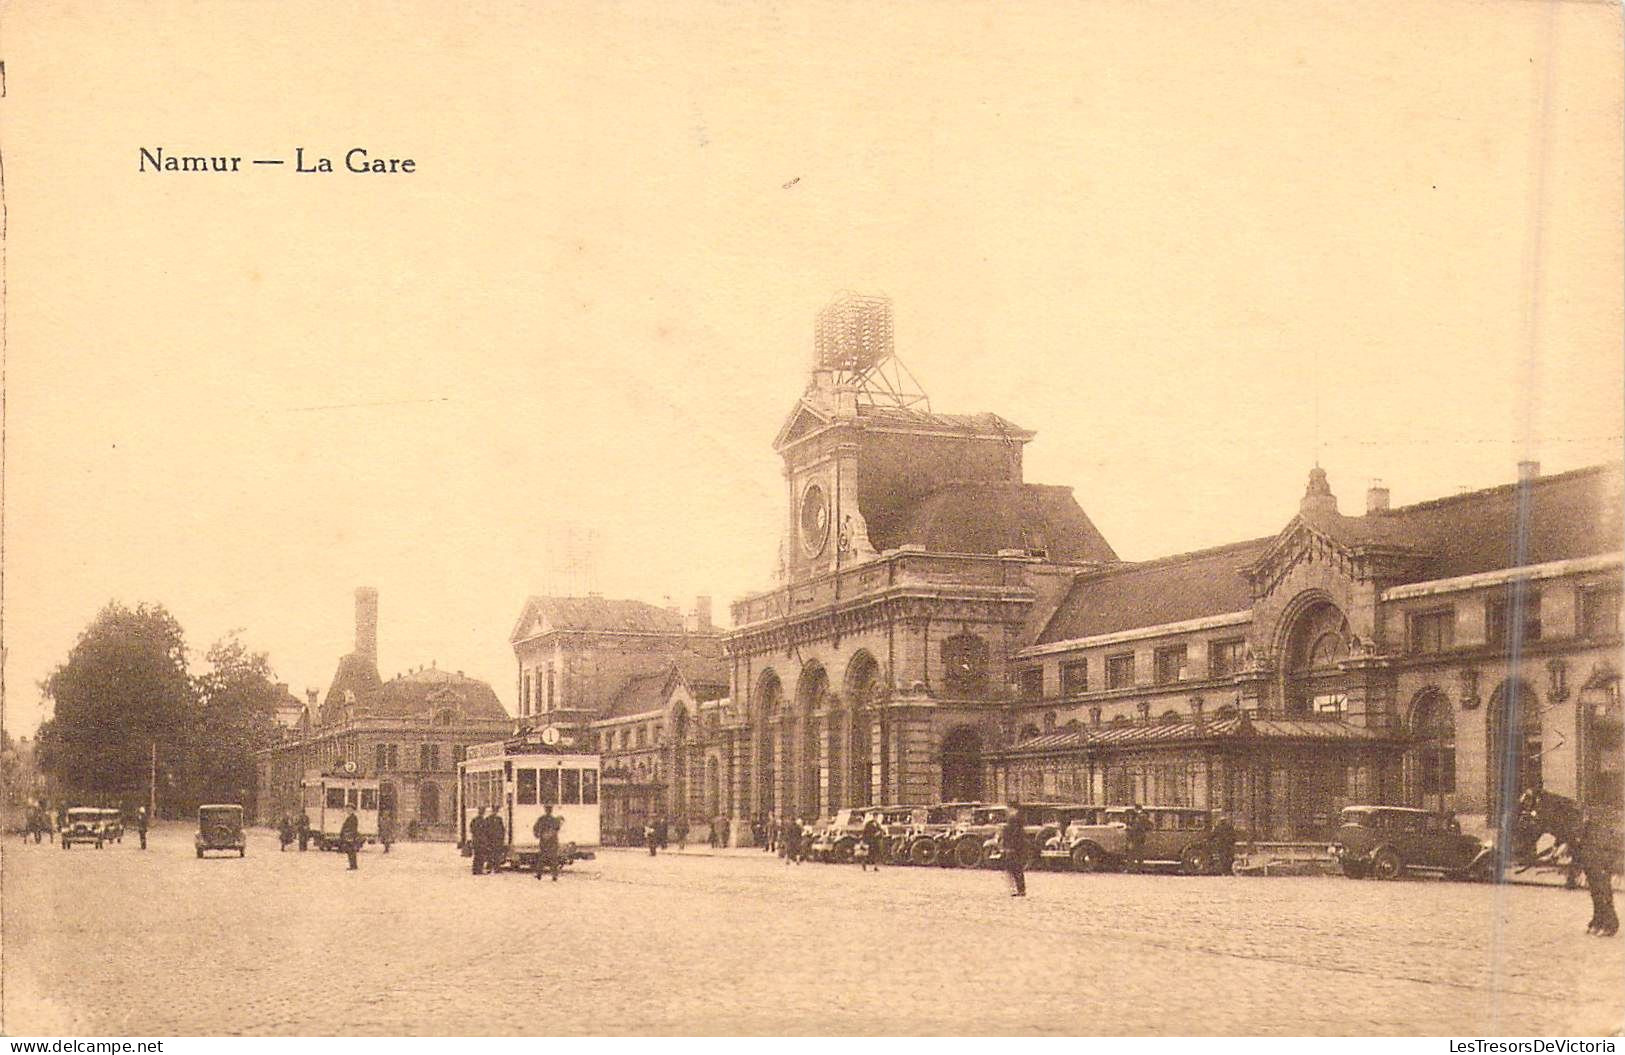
left=1244, top=518, right=1358, bottom=598
left=773, top=400, right=832, bottom=451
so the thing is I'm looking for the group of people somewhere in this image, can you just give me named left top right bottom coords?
left=468, top=804, right=566, bottom=880
left=275, top=808, right=384, bottom=869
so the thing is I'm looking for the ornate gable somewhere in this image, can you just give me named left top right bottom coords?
left=772, top=400, right=833, bottom=452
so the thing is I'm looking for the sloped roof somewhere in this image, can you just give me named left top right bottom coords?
left=513, top=596, right=691, bottom=640
left=602, top=653, right=731, bottom=719
left=1036, top=537, right=1270, bottom=644
left=880, top=481, right=1119, bottom=564
left=854, top=405, right=1034, bottom=440
left=996, top=714, right=1402, bottom=756
left=367, top=666, right=509, bottom=721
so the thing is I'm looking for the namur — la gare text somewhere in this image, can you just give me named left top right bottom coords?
left=138, top=147, right=414, bottom=174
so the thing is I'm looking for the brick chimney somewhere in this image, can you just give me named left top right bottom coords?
left=1366, top=479, right=1390, bottom=515
left=355, top=587, right=378, bottom=660
left=691, top=595, right=713, bottom=633
left=1518, top=460, right=1541, bottom=482
left=306, top=688, right=319, bottom=707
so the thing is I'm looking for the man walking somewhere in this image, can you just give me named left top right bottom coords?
left=1209, top=814, right=1237, bottom=875
left=136, top=806, right=149, bottom=850
left=859, top=812, right=884, bottom=872
left=644, top=819, right=658, bottom=856
left=1126, top=804, right=1149, bottom=873
left=1000, top=806, right=1027, bottom=897
left=339, top=807, right=360, bottom=871
left=486, top=807, right=506, bottom=873
left=1579, top=810, right=1619, bottom=937
left=533, top=803, right=564, bottom=882
left=297, top=811, right=311, bottom=852
left=278, top=814, right=294, bottom=852
left=378, top=810, right=394, bottom=854
left=471, top=806, right=489, bottom=875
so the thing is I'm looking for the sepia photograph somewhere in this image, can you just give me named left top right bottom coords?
left=1, top=0, right=1621, bottom=1041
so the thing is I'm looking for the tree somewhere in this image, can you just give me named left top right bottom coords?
left=190, top=634, right=281, bottom=811
left=38, top=602, right=196, bottom=809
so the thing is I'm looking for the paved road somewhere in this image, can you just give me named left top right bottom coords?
left=3, top=824, right=1620, bottom=1035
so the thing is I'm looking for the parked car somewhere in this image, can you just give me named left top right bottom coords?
left=99, top=808, right=125, bottom=843
left=984, top=804, right=1101, bottom=869
left=901, top=802, right=989, bottom=866
left=1329, top=805, right=1492, bottom=880
left=195, top=804, right=247, bottom=858
left=868, top=805, right=930, bottom=863
left=59, top=807, right=108, bottom=850
left=809, top=808, right=871, bottom=862
left=1055, top=805, right=1228, bottom=874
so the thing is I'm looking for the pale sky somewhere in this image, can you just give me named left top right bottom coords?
left=3, top=0, right=1621, bottom=737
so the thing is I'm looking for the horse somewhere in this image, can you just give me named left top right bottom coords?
left=1514, top=788, right=1586, bottom=884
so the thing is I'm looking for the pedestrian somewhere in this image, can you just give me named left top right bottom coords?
left=487, top=807, right=507, bottom=873
left=1578, top=810, right=1619, bottom=937
left=533, top=803, right=564, bottom=882
left=340, top=807, right=360, bottom=871
left=784, top=816, right=803, bottom=865
left=470, top=806, right=489, bottom=875
left=297, top=811, right=311, bottom=852
left=1209, top=814, right=1237, bottom=875
left=136, top=806, right=149, bottom=851
left=379, top=810, right=394, bottom=854
left=655, top=815, right=670, bottom=852
left=1000, top=806, right=1028, bottom=897
left=278, top=814, right=294, bottom=852
left=860, top=812, right=884, bottom=872
left=1126, top=804, right=1149, bottom=872
left=644, top=820, right=658, bottom=856
left=675, top=817, right=689, bottom=852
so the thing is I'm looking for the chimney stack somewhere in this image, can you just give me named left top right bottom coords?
left=306, top=688, right=319, bottom=707
left=275, top=682, right=289, bottom=699
left=355, top=587, right=378, bottom=660
left=692, top=595, right=713, bottom=633
left=1518, top=460, right=1541, bottom=483
left=1366, top=479, right=1390, bottom=515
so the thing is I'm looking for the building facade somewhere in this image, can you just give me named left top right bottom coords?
left=989, top=464, right=1623, bottom=839
left=255, top=588, right=512, bottom=838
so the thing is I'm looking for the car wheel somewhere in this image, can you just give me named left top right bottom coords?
left=239, top=847, right=246, bottom=858
left=1463, top=856, right=1496, bottom=883
left=944, top=838, right=974, bottom=869
left=1180, top=844, right=1212, bottom=876
left=95, top=840, right=103, bottom=850
left=1341, top=861, right=1369, bottom=879
left=196, top=848, right=204, bottom=858
left=908, top=838, right=937, bottom=866
left=1370, top=848, right=1403, bottom=880
left=1071, top=842, right=1104, bottom=872
left=61, top=841, right=69, bottom=851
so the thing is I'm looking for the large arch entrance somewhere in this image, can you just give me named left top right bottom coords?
left=1281, top=598, right=1350, bottom=717
left=941, top=725, right=983, bottom=801
left=845, top=652, right=882, bottom=808
left=755, top=671, right=782, bottom=820
left=794, top=664, right=828, bottom=818
left=1406, top=688, right=1455, bottom=810
left=1487, top=678, right=1542, bottom=819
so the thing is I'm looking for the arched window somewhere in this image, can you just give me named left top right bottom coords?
left=940, top=725, right=983, bottom=801
left=419, top=781, right=440, bottom=824
left=1488, top=679, right=1541, bottom=817
left=1043, top=711, right=1057, bottom=732
left=1409, top=689, right=1455, bottom=801
left=1283, top=599, right=1350, bottom=716
left=1161, top=709, right=1181, bottom=724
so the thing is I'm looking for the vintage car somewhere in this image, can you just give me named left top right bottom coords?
left=59, top=807, right=109, bottom=849
left=195, top=804, right=247, bottom=858
left=1329, top=805, right=1492, bottom=880
left=1055, top=805, right=1228, bottom=874
left=809, top=808, right=871, bottom=862
left=99, top=808, right=125, bottom=843
left=983, top=804, right=1101, bottom=869
left=899, top=802, right=990, bottom=866
left=865, top=806, right=930, bottom=863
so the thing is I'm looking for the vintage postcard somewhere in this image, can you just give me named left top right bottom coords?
left=1, top=0, right=1621, bottom=1041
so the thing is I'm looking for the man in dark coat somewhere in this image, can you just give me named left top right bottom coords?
left=486, top=808, right=506, bottom=873
left=1000, top=807, right=1027, bottom=897
left=297, top=811, right=311, bottom=852
left=859, top=812, right=885, bottom=872
left=1126, top=804, right=1150, bottom=872
left=470, top=806, right=488, bottom=874
left=533, top=804, right=564, bottom=882
left=136, top=807, right=149, bottom=850
left=339, top=808, right=360, bottom=870
left=1209, top=814, right=1237, bottom=875
left=278, top=814, right=295, bottom=852
left=1578, top=811, right=1619, bottom=937
left=654, top=816, right=669, bottom=852
left=378, top=811, right=394, bottom=854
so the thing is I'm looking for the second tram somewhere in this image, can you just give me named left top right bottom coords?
left=456, top=728, right=600, bottom=871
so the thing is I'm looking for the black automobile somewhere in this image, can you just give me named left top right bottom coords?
left=195, top=804, right=246, bottom=858
left=1330, top=805, right=1492, bottom=880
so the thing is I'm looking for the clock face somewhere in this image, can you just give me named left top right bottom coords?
left=800, top=482, right=830, bottom=556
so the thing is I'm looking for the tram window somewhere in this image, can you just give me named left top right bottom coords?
left=538, top=769, right=559, bottom=805
left=326, top=787, right=346, bottom=809
left=360, top=789, right=378, bottom=811
left=582, top=769, right=599, bottom=805
left=517, top=769, right=538, bottom=806
left=562, top=768, right=581, bottom=805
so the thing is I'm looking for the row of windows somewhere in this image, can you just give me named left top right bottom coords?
left=372, top=742, right=468, bottom=772
left=1405, top=582, right=1621, bottom=655
left=520, top=664, right=558, bottom=719
left=1018, top=638, right=1248, bottom=699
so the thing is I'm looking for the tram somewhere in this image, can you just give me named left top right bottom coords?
left=300, top=764, right=380, bottom=850
left=456, top=726, right=600, bottom=871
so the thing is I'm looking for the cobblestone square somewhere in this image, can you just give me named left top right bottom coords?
left=2, top=825, right=1620, bottom=1036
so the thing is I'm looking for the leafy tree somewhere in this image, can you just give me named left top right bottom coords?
left=38, top=602, right=196, bottom=811
left=190, top=633, right=281, bottom=811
